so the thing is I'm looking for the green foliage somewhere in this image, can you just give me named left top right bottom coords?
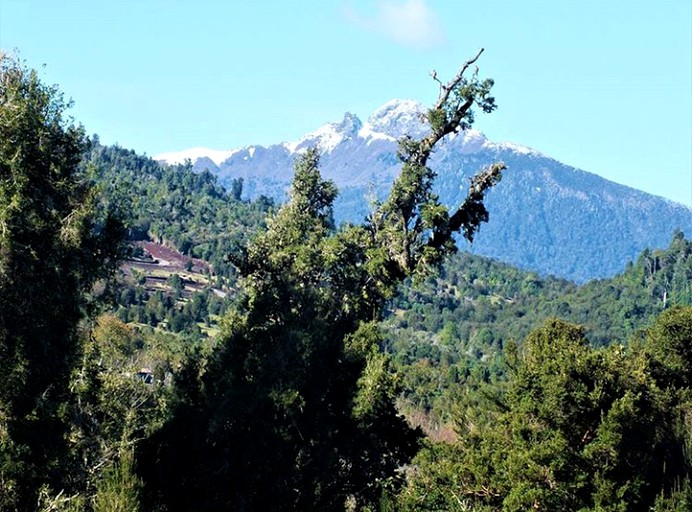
left=85, top=143, right=272, bottom=338
left=372, top=61, right=504, bottom=280
left=395, top=311, right=692, bottom=511
left=139, top=149, right=419, bottom=510
left=44, top=311, right=189, bottom=511
left=84, top=143, right=272, bottom=280
left=646, top=306, right=692, bottom=389
left=92, top=452, right=141, bottom=512
left=653, top=480, right=692, bottom=511
left=139, top=54, right=505, bottom=511
left=36, top=450, right=142, bottom=512
left=5, top=49, right=692, bottom=512
left=386, top=234, right=692, bottom=423
left=0, top=54, right=124, bottom=510
left=67, top=315, right=166, bottom=477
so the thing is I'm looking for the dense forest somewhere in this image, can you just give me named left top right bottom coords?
left=2, top=52, right=692, bottom=512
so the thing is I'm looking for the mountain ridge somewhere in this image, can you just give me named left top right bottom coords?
left=154, top=100, right=692, bottom=283
left=155, top=99, right=540, bottom=169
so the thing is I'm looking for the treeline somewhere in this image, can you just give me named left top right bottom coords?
left=2, top=52, right=692, bottom=512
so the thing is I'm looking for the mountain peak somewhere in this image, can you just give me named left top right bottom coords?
left=284, top=112, right=363, bottom=153
left=367, top=99, right=428, bottom=139
left=337, top=112, right=363, bottom=136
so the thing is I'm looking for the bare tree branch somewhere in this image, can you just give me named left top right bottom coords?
left=414, top=48, right=487, bottom=169
left=433, top=48, right=484, bottom=111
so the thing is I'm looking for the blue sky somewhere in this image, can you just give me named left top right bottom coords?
left=2, top=0, right=691, bottom=205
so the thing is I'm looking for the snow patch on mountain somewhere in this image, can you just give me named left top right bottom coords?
left=303, top=122, right=347, bottom=152
left=444, top=128, right=489, bottom=154
left=284, top=113, right=363, bottom=153
left=491, top=141, right=539, bottom=156
left=278, top=101, right=426, bottom=154
left=367, top=99, right=428, bottom=139
left=155, top=147, right=239, bottom=166
left=357, top=124, right=396, bottom=144
left=283, top=140, right=300, bottom=153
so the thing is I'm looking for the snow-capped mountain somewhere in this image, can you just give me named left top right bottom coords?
left=366, top=99, right=428, bottom=139
left=154, top=100, right=536, bottom=170
left=154, top=100, right=692, bottom=282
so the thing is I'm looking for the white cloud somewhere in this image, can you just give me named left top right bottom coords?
left=344, top=0, right=446, bottom=49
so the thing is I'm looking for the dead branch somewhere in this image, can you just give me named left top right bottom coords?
left=433, top=48, right=485, bottom=111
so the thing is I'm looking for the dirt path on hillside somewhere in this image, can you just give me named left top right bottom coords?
left=135, top=241, right=211, bottom=273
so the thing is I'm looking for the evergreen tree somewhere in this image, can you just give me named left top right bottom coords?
left=140, top=49, right=505, bottom=511
left=0, top=54, right=124, bottom=509
left=397, top=313, right=692, bottom=511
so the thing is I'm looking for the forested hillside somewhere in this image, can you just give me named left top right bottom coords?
left=386, top=232, right=692, bottom=426
left=2, top=52, right=692, bottom=512
left=84, top=142, right=273, bottom=279
left=389, top=229, right=692, bottom=350
left=87, top=141, right=692, bottom=436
